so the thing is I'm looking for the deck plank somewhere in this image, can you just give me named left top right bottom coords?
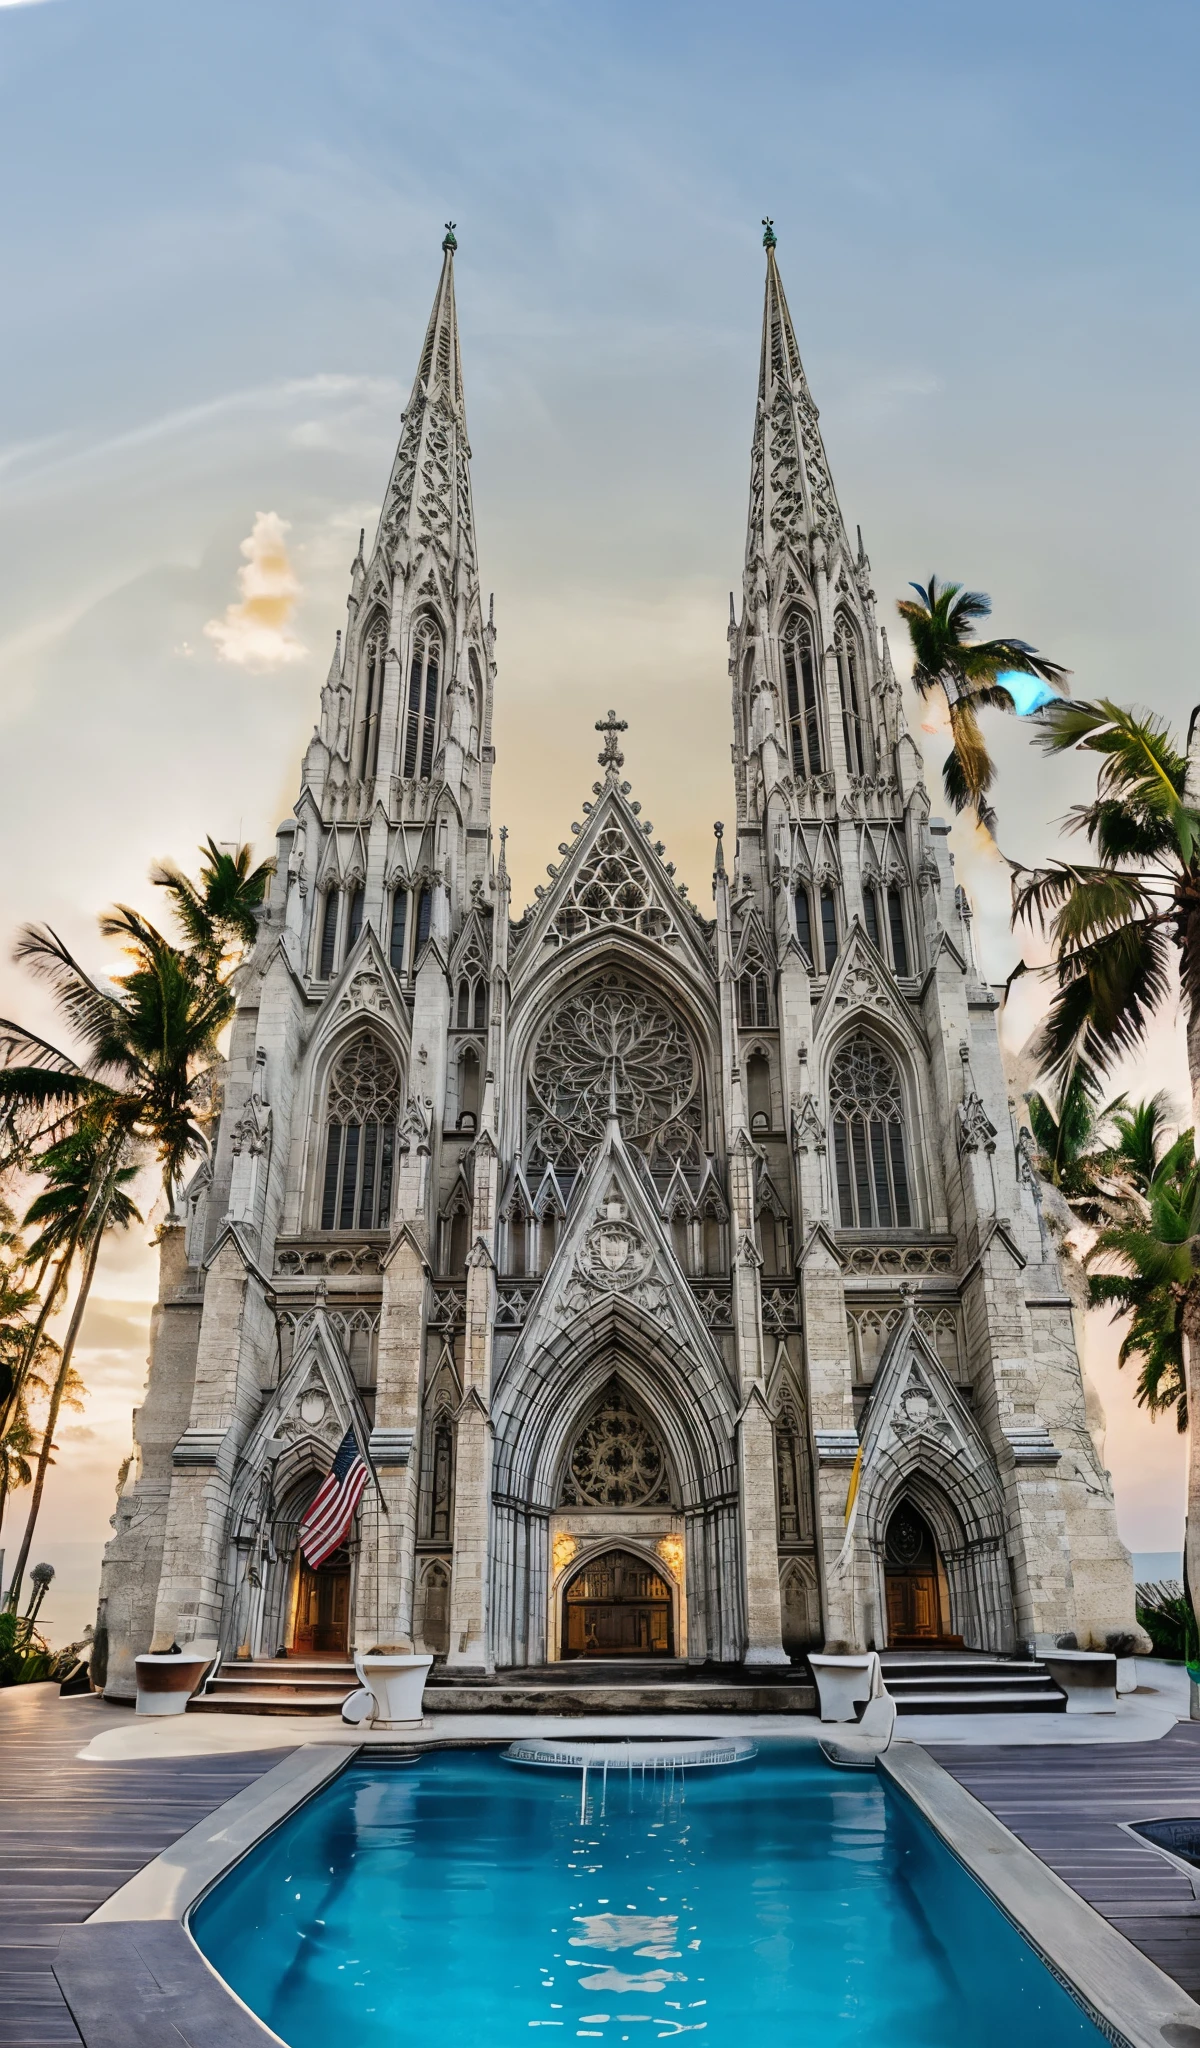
left=929, top=1720, right=1200, bottom=1999
left=0, top=1685, right=287, bottom=2047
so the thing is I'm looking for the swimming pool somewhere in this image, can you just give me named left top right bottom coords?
left=190, top=1745, right=1107, bottom=2048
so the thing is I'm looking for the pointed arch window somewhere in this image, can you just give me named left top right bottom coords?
left=782, top=612, right=823, bottom=779
left=538, top=1210, right=557, bottom=1273
left=456, top=973, right=487, bottom=1030
left=319, top=1032, right=401, bottom=1231
left=504, top=1195, right=530, bottom=1277
left=863, top=885, right=881, bottom=951
left=794, top=887, right=814, bottom=964
left=457, top=1046, right=480, bottom=1131
left=774, top=1388, right=813, bottom=1543
left=345, top=884, right=364, bottom=952
left=887, top=886, right=910, bottom=975
left=403, top=626, right=441, bottom=781
left=836, top=619, right=871, bottom=777
left=829, top=1035, right=911, bottom=1229
left=746, top=1050, right=771, bottom=1132
left=318, top=889, right=340, bottom=979
left=414, top=886, right=433, bottom=956
left=738, top=957, right=771, bottom=1028
left=358, top=632, right=387, bottom=780
left=819, top=888, right=839, bottom=973
left=389, top=886, right=408, bottom=973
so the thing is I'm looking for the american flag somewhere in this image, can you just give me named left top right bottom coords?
left=299, top=1427, right=370, bottom=1568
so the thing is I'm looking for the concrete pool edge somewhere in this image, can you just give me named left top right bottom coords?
left=52, top=1735, right=1200, bottom=2048
left=880, top=1746, right=1200, bottom=2048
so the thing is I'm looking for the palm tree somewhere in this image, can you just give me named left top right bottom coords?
left=1013, top=701, right=1200, bottom=1113
left=151, top=837, right=274, bottom=978
left=1086, top=1130, right=1197, bottom=1434
left=0, top=915, right=233, bottom=1439
left=1027, top=1071, right=1175, bottom=1227
left=5, top=1117, right=139, bottom=1609
left=896, top=576, right=1069, bottom=832
left=1014, top=696, right=1200, bottom=1635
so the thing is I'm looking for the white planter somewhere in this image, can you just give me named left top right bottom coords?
left=808, top=1652, right=878, bottom=1723
left=355, top=1652, right=433, bottom=1727
left=134, top=1652, right=212, bottom=1716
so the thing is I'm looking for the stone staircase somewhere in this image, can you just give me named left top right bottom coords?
left=189, top=1657, right=358, bottom=1716
left=878, top=1651, right=1066, bottom=1714
left=187, top=1656, right=816, bottom=1717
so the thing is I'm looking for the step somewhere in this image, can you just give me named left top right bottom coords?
left=190, top=1689, right=358, bottom=1715
left=893, top=1689, right=1066, bottom=1714
left=206, top=1672, right=357, bottom=1696
left=879, top=1656, right=1049, bottom=1674
left=884, top=1671, right=1058, bottom=1693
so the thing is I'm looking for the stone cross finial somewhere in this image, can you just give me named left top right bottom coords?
left=596, top=709, right=628, bottom=774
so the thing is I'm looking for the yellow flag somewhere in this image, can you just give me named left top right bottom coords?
left=843, top=1443, right=863, bottom=1524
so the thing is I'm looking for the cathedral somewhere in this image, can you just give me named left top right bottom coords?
left=95, top=224, right=1140, bottom=1698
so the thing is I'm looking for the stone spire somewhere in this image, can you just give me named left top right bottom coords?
left=370, top=222, right=477, bottom=596
left=744, top=220, right=850, bottom=606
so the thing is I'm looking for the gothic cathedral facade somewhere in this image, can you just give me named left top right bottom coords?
left=96, top=227, right=1139, bottom=1695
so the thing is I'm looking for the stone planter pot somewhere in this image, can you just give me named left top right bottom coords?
left=1042, top=1648, right=1118, bottom=1714
left=134, top=1652, right=212, bottom=1716
left=808, top=1652, right=879, bottom=1723
left=355, top=1651, right=433, bottom=1728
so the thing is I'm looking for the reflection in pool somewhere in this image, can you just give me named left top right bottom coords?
left=190, top=1746, right=1106, bottom=2048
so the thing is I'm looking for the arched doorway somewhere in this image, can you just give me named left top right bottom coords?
left=291, top=1543, right=351, bottom=1655
left=561, top=1548, right=674, bottom=1658
left=883, top=1500, right=961, bottom=1647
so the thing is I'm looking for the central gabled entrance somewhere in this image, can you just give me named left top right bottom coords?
left=561, top=1547, right=674, bottom=1657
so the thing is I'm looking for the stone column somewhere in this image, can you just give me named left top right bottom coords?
left=729, top=1131, right=788, bottom=1665
left=446, top=1132, right=499, bottom=1669
left=357, top=1223, right=429, bottom=1648
left=799, top=1225, right=859, bottom=1647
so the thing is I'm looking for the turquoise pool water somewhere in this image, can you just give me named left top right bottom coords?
left=191, top=1746, right=1106, bottom=2047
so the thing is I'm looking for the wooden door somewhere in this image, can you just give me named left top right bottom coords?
left=885, top=1570, right=939, bottom=1642
left=883, top=1500, right=945, bottom=1645
left=561, top=1549, right=673, bottom=1658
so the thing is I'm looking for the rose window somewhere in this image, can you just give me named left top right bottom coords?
left=527, top=974, right=701, bottom=1168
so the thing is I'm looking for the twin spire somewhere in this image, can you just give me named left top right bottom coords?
left=369, top=217, right=842, bottom=618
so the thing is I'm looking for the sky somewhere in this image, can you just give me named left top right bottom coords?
left=0, top=0, right=1196, bottom=1640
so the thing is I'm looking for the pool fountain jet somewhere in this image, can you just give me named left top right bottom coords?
left=504, top=1737, right=756, bottom=1821
left=504, top=1737, right=755, bottom=1769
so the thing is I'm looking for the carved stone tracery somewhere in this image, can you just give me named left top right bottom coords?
left=560, top=1383, right=671, bottom=1508
left=527, top=975, right=702, bottom=1169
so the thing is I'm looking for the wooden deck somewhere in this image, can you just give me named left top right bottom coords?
left=931, top=1721, right=1200, bottom=2000
left=0, top=1686, right=287, bottom=2048
left=7, top=1684, right=1200, bottom=2042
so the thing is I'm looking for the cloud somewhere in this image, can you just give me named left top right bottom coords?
left=204, top=509, right=307, bottom=670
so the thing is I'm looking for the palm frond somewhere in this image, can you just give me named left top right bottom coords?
left=10, top=929, right=132, bottom=1077
left=1032, top=919, right=1173, bottom=1081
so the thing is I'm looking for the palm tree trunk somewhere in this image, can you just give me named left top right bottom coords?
left=4, top=1225, right=103, bottom=1612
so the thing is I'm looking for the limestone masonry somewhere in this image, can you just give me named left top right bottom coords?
left=94, top=228, right=1140, bottom=1695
